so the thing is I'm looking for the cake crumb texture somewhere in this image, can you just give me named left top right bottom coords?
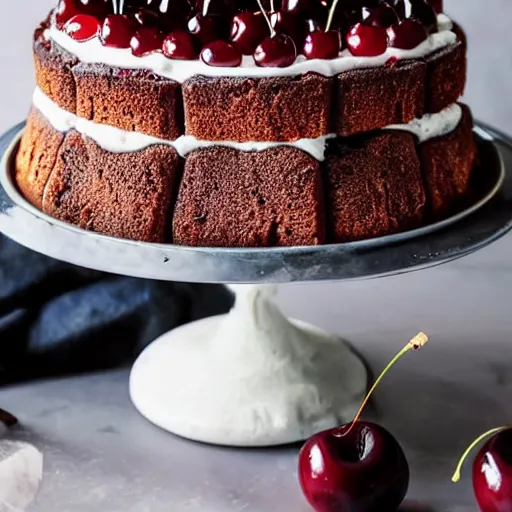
left=15, top=108, right=65, bottom=209
left=325, top=132, right=427, bottom=242
left=335, top=61, right=426, bottom=137
left=420, top=103, right=477, bottom=217
left=182, top=74, right=332, bottom=142
left=41, top=132, right=179, bottom=243
left=173, top=146, right=326, bottom=247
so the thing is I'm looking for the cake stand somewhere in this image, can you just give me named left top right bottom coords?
left=1, top=121, right=511, bottom=447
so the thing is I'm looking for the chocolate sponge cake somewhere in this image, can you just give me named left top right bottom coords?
left=183, top=74, right=332, bottom=142
left=173, top=147, right=325, bottom=247
left=42, top=132, right=180, bottom=243
left=73, top=65, right=184, bottom=141
left=420, top=104, right=477, bottom=217
left=14, top=0, right=479, bottom=248
left=325, top=132, right=426, bottom=243
left=15, top=108, right=65, bottom=209
left=33, top=26, right=78, bottom=113
left=334, top=61, right=426, bottom=137
left=425, top=41, right=467, bottom=114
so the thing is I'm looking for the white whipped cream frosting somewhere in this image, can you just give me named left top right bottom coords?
left=45, top=14, right=455, bottom=83
left=32, top=87, right=334, bottom=160
left=33, top=87, right=463, bottom=158
left=387, top=103, right=462, bottom=143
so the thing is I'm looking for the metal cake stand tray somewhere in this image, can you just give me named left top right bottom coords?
left=1, top=120, right=512, bottom=449
left=0, top=122, right=510, bottom=284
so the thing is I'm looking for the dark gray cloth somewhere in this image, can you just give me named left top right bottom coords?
left=0, top=235, right=233, bottom=385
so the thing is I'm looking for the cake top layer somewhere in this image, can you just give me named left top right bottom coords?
left=48, top=0, right=455, bottom=79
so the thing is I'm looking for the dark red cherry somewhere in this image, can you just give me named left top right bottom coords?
left=426, top=0, right=443, bottom=14
left=200, top=40, right=242, bottom=67
left=303, top=30, right=340, bottom=59
left=133, top=7, right=161, bottom=28
left=305, top=18, right=325, bottom=33
left=159, top=0, right=194, bottom=30
left=425, top=0, right=444, bottom=14
left=100, top=15, right=137, bottom=48
left=299, top=421, right=409, bottom=512
left=282, top=0, right=328, bottom=31
left=193, top=0, right=237, bottom=18
left=329, top=3, right=362, bottom=35
left=410, top=0, right=438, bottom=34
left=55, top=0, right=109, bottom=28
left=230, top=12, right=268, bottom=55
left=346, top=23, right=388, bottom=56
left=282, top=0, right=328, bottom=18
left=163, top=30, right=199, bottom=59
left=64, top=14, right=101, bottom=41
left=385, top=0, right=406, bottom=18
left=234, top=0, right=273, bottom=12
left=128, top=0, right=188, bottom=29
left=271, top=11, right=306, bottom=50
left=387, top=19, right=428, bottom=49
left=55, top=0, right=82, bottom=28
left=188, top=15, right=227, bottom=46
left=254, top=33, right=297, bottom=67
left=130, top=26, right=165, bottom=56
left=473, top=429, right=512, bottom=512
left=364, top=4, right=399, bottom=28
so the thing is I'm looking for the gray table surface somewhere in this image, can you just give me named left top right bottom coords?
left=1, top=1, right=512, bottom=511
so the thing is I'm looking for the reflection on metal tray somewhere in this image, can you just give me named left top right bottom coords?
left=0, top=122, right=510, bottom=284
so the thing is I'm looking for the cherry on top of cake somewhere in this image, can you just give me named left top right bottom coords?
left=54, top=0, right=445, bottom=68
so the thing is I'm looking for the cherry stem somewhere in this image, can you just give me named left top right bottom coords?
left=256, top=0, right=276, bottom=38
left=325, top=0, right=340, bottom=32
left=343, top=332, right=429, bottom=437
left=270, top=0, right=275, bottom=13
left=112, top=0, right=118, bottom=15
left=452, top=427, right=511, bottom=483
left=120, top=0, right=125, bottom=14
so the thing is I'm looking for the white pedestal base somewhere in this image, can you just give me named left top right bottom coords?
left=129, top=286, right=367, bottom=447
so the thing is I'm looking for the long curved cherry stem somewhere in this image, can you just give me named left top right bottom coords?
left=256, top=0, right=276, bottom=37
left=343, top=332, right=429, bottom=437
left=452, top=427, right=511, bottom=483
left=325, top=0, right=340, bottom=32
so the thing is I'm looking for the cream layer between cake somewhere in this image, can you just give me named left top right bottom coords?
left=32, top=87, right=463, bottom=160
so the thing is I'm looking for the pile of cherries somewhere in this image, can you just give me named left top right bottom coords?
left=55, top=0, right=443, bottom=67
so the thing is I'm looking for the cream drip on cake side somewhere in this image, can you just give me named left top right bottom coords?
left=32, top=87, right=463, bottom=159
left=45, top=14, right=455, bottom=83
left=386, top=103, right=463, bottom=143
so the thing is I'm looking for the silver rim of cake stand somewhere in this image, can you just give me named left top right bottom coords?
left=0, top=121, right=510, bottom=284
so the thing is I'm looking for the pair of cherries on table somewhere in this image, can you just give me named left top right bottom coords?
left=57, top=0, right=443, bottom=68
left=299, top=332, right=512, bottom=512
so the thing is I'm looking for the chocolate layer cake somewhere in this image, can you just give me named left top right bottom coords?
left=43, top=131, right=180, bottom=242
left=173, top=146, right=325, bottom=246
left=325, top=132, right=426, bottom=242
left=15, top=0, right=479, bottom=247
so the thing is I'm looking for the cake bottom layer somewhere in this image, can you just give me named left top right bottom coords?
left=15, top=105, right=477, bottom=247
